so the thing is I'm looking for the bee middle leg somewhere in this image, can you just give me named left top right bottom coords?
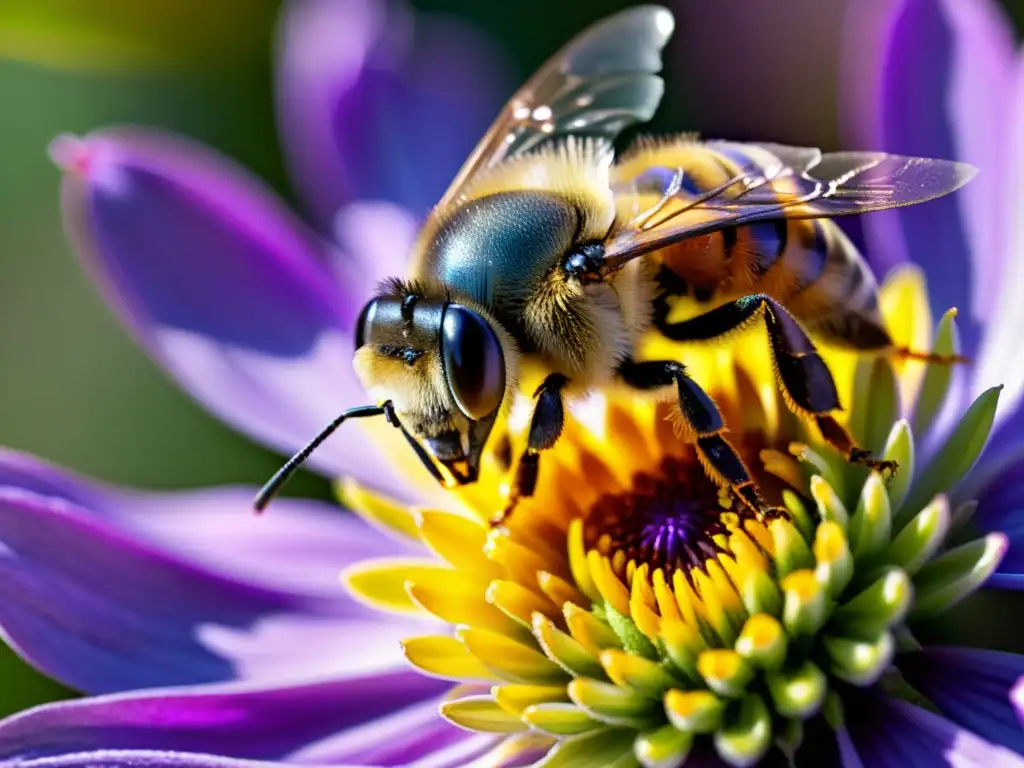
left=617, top=358, right=784, bottom=522
left=490, top=373, right=568, bottom=528
left=659, top=293, right=896, bottom=476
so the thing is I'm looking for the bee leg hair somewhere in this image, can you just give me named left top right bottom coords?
left=617, top=358, right=784, bottom=523
left=490, top=373, right=569, bottom=527
left=659, top=294, right=897, bottom=478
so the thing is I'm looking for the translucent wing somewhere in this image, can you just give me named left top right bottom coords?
left=437, top=5, right=674, bottom=209
left=604, top=141, right=978, bottom=269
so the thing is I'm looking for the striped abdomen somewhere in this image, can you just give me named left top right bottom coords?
left=617, top=139, right=893, bottom=351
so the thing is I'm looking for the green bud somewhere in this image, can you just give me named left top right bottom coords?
left=697, top=649, right=755, bottom=698
left=783, top=489, right=816, bottom=542
left=664, top=689, right=726, bottom=733
left=863, top=358, right=900, bottom=451
left=772, top=518, right=815, bottom=579
left=848, top=471, right=892, bottom=562
left=634, top=725, right=694, bottom=768
left=814, top=521, right=854, bottom=598
left=659, top=619, right=705, bottom=682
left=735, top=613, right=787, bottom=670
left=766, top=660, right=828, bottom=718
left=911, top=533, right=1009, bottom=618
left=739, top=567, right=783, bottom=618
left=830, top=568, right=912, bottom=639
left=881, top=420, right=915, bottom=511
left=824, top=631, right=894, bottom=686
left=781, top=570, right=828, bottom=637
left=521, top=702, right=603, bottom=736
left=714, top=693, right=772, bottom=768
left=600, top=649, right=681, bottom=700
left=811, top=475, right=849, bottom=530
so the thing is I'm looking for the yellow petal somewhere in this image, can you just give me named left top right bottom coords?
left=493, top=684, right=570, bottom=715
left=485, top=530, right=549, bottom=588
left=880, top=263, right=933, bottom=405
left=407, top=581, right=525, bottom=639
left=441, top=695, right=528, bottom=733
left=416, top=508, right=506, bottom=581
left=402, top=635, right=500, bottom=681
left=336, top=478, right=419, bottom=542
left=538, top=570, right=588, bottom=609
left=567, top=519, right=600, bottom=601
left=342, top=558, right=455, bottom=615
left=487, top=580, right=561, bottom=626
left=588, top=551, right=631, bottom=616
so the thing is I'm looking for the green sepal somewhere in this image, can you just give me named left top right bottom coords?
left=912, top=308, right=960, bottom=436
left=882, top=496, right=950, bottom=576
left=897, top=386, right=1001, bottom=528
left=814, top=521, right=854, bottom=599
left=861, top=358, right=900, bottom=452
left=600, top=649, right=682, bottom=700
left=605, top=604, right=659, bottom=660
left=634, top=724, right=694, bottom=768
left=535, top=727, right=636, bottom=768
left=739, top=567, right=783, bottom=618
left=781, top=572, right=828, bottom=637
left=713, top=693, right=772, bottom=768
left=911, top=533, right=1009, bottom=619
left=783, top=489, right=816, bottom=542
left=881, top=419, right=915, bottom=511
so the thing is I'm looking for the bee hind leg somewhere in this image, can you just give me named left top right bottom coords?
left=490, top=373, right=569, bottom=528
left=617, top=358, right=785, bottom=523
left=660, top=293, right=898, bottom=478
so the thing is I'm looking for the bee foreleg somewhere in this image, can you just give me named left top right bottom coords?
left=662, top=294, right=897, bottom=478
left=617, top=358, right=784, bottom=523
left=490, top=373, right=569, bottom=528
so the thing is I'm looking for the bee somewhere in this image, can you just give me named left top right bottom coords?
left=255, top=5, right=975, bottom=523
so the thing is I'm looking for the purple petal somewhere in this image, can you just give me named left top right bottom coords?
left=333, top=201, right=421, bottom=290
left=0, top=449, right=415, bottom=601
left=898, top=647, right=1024, bottom=753
left=843, top=0, right=1015, bottom=363
left=50, top=129, right=419, bottom=496
left=11, top=751, right=310, bottom=768
left=1013, top=676, right=1024, bottom=726
left=290, top=699, right=495, bottom=766
left=0, top=457, right=431, bottom=694
left=275, top=0, right=510, bottom=229
left=966, top=450, right=1024, bottom=587
left=842, top=695, right=1024, bottom=766
left=0, top=684, right=449, bottom=764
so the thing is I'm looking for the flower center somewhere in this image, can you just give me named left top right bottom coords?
left=584, top=455, right=731, bottom=576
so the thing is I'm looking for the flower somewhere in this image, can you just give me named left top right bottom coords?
left=340, top=264, right=1024, bottom=765
left=2, top=1, right=1024, bottom=767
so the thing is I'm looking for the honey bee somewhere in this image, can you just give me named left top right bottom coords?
left=255, top=5, right=975, bottom=522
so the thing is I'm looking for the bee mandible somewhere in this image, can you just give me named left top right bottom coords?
left=255, top=5, right=975, bottom=524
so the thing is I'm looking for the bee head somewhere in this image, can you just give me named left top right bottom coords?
left=353, top=282, right=514, bottom=485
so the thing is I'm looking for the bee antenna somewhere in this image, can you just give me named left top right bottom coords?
left=253, top=403, right=388, bottom=513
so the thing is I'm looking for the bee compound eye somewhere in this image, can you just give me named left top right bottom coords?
left=440, top=304, right=506, bottom=420
left=354, top=298, right=378, bottom=349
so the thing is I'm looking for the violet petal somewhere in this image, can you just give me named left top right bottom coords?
left=966, top=450, right=1024, bottom=587
left=50, top=129, right=414, bottom=494
left=898, top=647, right=1024, bottom=753
left=275, top=0, right=509, bottom=229
left=0, top=683, right=448, bottom=764
left=841, top=694, right=1024, bottom=766
left=0, top=477, right=429, bottom=694
left=847, top=0, right=1015, bottom=363
left=10, top=751, right=319, bottom=768
left=0, top=449, right=416, bottom=601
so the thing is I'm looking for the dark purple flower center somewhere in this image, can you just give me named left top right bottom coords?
left=584, top=455, right=731, bottom=575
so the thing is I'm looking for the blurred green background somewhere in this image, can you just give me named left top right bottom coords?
left=1, top=0, right=1022, bottom=717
